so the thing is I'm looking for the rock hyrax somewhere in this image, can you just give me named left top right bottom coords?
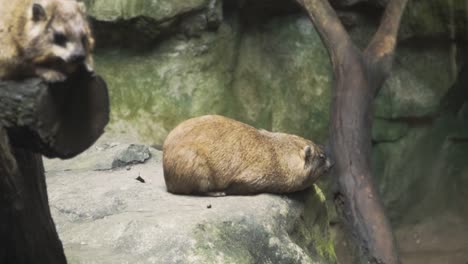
left=0, top=0, right=94, bottom=82
left=163, top=115, right=333, bottom=195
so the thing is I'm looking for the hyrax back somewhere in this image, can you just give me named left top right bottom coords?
left=163, top=115, right=332, bottom=195
left=0, top=0, right=94, bottom=82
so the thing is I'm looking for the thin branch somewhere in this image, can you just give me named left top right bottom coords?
left=296, top=0, right=355, bottom=68
left=365, top=0, right=409, bottom=70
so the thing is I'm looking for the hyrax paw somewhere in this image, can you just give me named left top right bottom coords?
left=206, top=192, right=226, bottom=197
left=36, top=69, right=67, bottom=83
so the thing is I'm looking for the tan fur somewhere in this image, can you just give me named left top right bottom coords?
left=0, top=0, right=94, bottom=82
left=163, top=115, right=333, bottom=195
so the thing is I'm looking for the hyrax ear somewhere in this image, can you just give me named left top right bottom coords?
left=77, top=2, right=87, bottom=13
left=303, top=145, right=312, bottom=160
left=32, top=3, right=47, bottom=22
left=84, top=55, right=94, bottom=73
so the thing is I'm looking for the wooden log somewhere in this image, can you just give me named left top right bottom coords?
left=0, top=141, right=68, bottom=264
left=0, top=68, right=109, bottom=263
left=0, top=68, right=110, bottom=159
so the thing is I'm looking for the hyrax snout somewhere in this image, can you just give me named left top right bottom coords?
left=163, top=115, right=333, bottom=196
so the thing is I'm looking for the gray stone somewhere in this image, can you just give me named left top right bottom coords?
left=45, top=144, right=337, bottom=264
left=82, top=0, right=208, bottom=22
left=82, top=0, right=223, bottom=45
left=44, top=143, right=152, bottom=172
left=372, top=112, right=468, bottom=223
left=230, top=15, right=332, bottom=142
left=374, top=45, right=454, bottom=119
left=112, top=144, right=151, bottom=169
left=399, top=0, right=467, bottom=41
left=339, top=0, right=466, bottom=41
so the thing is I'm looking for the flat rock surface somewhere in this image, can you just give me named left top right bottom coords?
left=44, top=137, right=336, bottom=264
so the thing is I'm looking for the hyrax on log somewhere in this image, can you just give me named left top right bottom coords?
left=0, top=0, right=94, bottom=82
left=163, top=115, right=333, bottom=195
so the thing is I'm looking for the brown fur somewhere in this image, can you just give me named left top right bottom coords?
left=163, top=115, right=333, bottom=195
left=0, top=0, right=94, bottom=82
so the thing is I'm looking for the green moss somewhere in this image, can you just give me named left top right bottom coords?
left=373, top=111, right=468, bottom=223
left=289, top=187, right=337, bottom=263
left=190, top=188, right=336, bottom=263
left=311, top=226, right=336, bottom=262
left=191, top=222, right=255, bottom=264
left=400, top=0, right=467, bottom=40
left=231, top=15, right=332, bottom=142
left=314, top=185, right=326, bottom=203
left=96, top=15, right=333, bottom=144
left=95, top=22, right=239, bottom=143
left=375, top=45, right=453, bottom=118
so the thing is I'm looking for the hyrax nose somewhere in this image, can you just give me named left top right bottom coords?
left=69, top=53, right=85, bottom=64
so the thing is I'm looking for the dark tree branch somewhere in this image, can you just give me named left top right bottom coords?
left=296, top=0, right=356, bottom=68
left=1, top=148, right=68, bottom=264
left=0, top=69, right=109, bottom=263
left=298, top=0, right=408, bottom=263
left=0, top=127, right=18, bottom=206
left=0, top=127, right=20, bottom=264
left=365, top=0, right=409, bottom=88
left=0, top=69, right=109, bottom=159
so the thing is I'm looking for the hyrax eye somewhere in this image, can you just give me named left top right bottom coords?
left=81, top=36, right=87, bottom=46
left=53, top=33, right=67, bottom=46
left=319, top=153, right=326, bottom=159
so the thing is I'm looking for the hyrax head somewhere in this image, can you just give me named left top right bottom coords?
left=23, top=0, right=94, bottom=81
left=300, top=141, right=333, bottom=183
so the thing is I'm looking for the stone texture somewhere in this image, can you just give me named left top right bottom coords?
left=83, top=0, right=208, bottom=22
left=45, top=140, right=337, bottom=264
left=111, top=144, right=151, bottom=169
left=231, top=15, right=332, bottom=142
left=45, top=143, right=151, bottom=171
left=96, top=13, right=332, bottom=144
left=95, top=19, right=240, bottom=144
left=83, top=0, right=223, bottom=48
left=372, top=112, right=468, bottom=223
left=399, top=0, right=467, bottom=41
left=374, top=44, right=455, bottom=119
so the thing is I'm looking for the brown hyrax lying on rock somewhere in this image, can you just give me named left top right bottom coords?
left=0, top=0, right=94, bottom=82
left=163, top=115, right=333, bottom=196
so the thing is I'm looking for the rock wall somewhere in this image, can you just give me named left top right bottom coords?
left=84, top=0, right=468, bottom=224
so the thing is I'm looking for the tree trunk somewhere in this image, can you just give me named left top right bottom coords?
left=296, top=0, right=409, bottom=263
left=330, top=49, right=398, bottom=263
left=0, top=69, right=109, bottom=264
left=0, top=144, right=68, bottom=263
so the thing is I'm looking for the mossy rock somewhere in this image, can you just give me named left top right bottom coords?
left=374, top=44, right=454, bottom=119
left=373, top=112, right=468, bottom=223
left=191, top=187, right=336, bottom=264
left=82, top=0, right=208, bottom=22
left=400, top=0, right=467, bottom=41
left=230, top=15, right=332, bottom=142
left=94, top=20, right=240, bottom=144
